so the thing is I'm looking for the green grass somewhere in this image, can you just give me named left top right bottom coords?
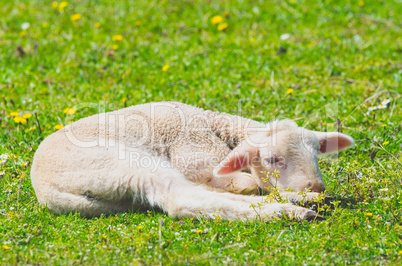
left=1, top=0, right=401, bottom=264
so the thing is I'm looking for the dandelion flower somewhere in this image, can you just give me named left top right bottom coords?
left=137, top=226, right=143, bottom=230
left=399, top=250, right=402, bottom=255
left=135, top=21, right=141, bottom=26
left=365, top=213, right=372, bottom=217
left=10, top=112, right=19, bottom=117
left=223, top=11, right=230, bottom=17
left=58, top=1, right=69, bottom=12
left=2, top=245, right=10, bottom=250
left=358, top=1, right=364, bottom=7
left=382, top=141, right=389, bottom=146
left=286, top=88, right=294, bottom=94
left=162, top=64, right=170, bottom=72
left=95, top=22, right=101, bottom=28
left=112, top=34, right=124, bottom=41
left=217, top=23, right=228, bottom=31
left=381, top=124, right=387, bottom=127
left=63, top=108, right=76, bottom=115
left=122, top=98, right=127, bottom=103
left=211, top=15, right=223, bottom=25
left=55, top=124, right=64, bottom=130
left=22, top=113, right=32, bottom=119
left=196, top=229, right=203, bottom=234
left=112, top=44, right=119, bottom=50
left=14, top=117, right=27, bottom=124
left=52, top=1, right=59, bottom=9
left=71, top=13, right=82, bottom=21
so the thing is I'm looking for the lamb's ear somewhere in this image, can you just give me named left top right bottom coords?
left=312, top=131, right=354, bottom=154
left=213, top=142, right=258, bottom=177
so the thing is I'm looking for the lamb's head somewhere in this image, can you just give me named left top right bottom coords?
left=213, top=120, right=354, bottom=192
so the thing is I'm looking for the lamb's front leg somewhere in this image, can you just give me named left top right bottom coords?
left=164, top=183, right=322, bottom=221
left=207, top=172, right=259, bottom=195
left=277, top=192, right=327, bottom=206
left=147, top=170, right=323, bottom=221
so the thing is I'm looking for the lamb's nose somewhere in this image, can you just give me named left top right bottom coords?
left=308, top=180, right=326, bottom=193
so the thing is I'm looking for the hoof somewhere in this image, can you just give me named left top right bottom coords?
left=305, top=211, right=325, bottom=222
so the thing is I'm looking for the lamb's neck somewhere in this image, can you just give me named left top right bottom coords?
left=205, top=110, right=268, bottom=149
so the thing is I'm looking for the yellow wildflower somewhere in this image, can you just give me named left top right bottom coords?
left=68, top=121, right=74, bottom=124
left=112, top=44, right=119, bottom=50
left=52, top=1, right=58, bottom=9
left=10, top=112, right=19, bottom=117
left=135, top=21, right=141, bottom=26
left=217, top=23, right=228, bottom=31
left=162, top=64, right=170, bottom=72
left=55, top=124, right=64, bottom=130
left=286, top=88, right=294, bottom=94
left=95, top=22, right=101, bottom=28
left=42, top=22, right=49, bottom=28
left=365, top=213, right=372, bottom=217
left=14, top=117, right=27, bottom=124
left=381, top=124, right=387, bottom=127
left=102, top=235, right=107, bottom=239
left=382, top=141, right=389, bottom=146
left=211, top=15, right=223, bottom=25
left=19, top=31, right=27, bottom=37
left=358, top=1, right=364, bottom=7
left=122, top=98, right=127, bottom=103
left=2, top=245, right=10, bottom=250
left=22, top=113, right=32, bottom=119
left=137, top=226, right=143, bottom=230
left=71, top=13, right=82, bottom=21
left=58, top=1, right=68, bottom=12
left=112, top=34, right=124, bottom=41
left=63, top=108, right=76, bottom=115
left=223, top=11, right=230, bottom=17
left=196, top=229, right=203, bottom=234
left=307, top=41, right=316, bottom=48
left=399, top=250, right=402, bottom=255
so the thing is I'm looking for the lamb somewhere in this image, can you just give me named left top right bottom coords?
left=30, top=102, right=354, bottom=221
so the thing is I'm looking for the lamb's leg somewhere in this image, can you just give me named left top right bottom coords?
left=207, top=172, right=259, bottom=194
left=143, top=166, right=322, bottom=221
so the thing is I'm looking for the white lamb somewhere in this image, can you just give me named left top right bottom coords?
left=31, top=102, right=354, bottom=221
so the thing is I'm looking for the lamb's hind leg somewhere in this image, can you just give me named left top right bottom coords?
left=41, top=189, right=135, bottom=217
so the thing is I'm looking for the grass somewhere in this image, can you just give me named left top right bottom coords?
left=0, top=0, right=401, bottom=264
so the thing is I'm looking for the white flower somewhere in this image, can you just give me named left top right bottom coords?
left=0, top=154, right=9, bottom=160
left=174, top=232, right=180, bottom=236
left=381, top=99, right=391, bottom=105
left=379, top=188, right=389, bottom=192
left=21, top=22, right=30, bottom=30
left=0, top=171, right=5, bottom=176
left=280, top=33, right=290, bottom=40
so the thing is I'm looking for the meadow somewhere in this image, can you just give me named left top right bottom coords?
left=0, top=0, right=401, bottom=264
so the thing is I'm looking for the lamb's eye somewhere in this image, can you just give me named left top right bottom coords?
left=266, top=157, right=279, bottom=163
